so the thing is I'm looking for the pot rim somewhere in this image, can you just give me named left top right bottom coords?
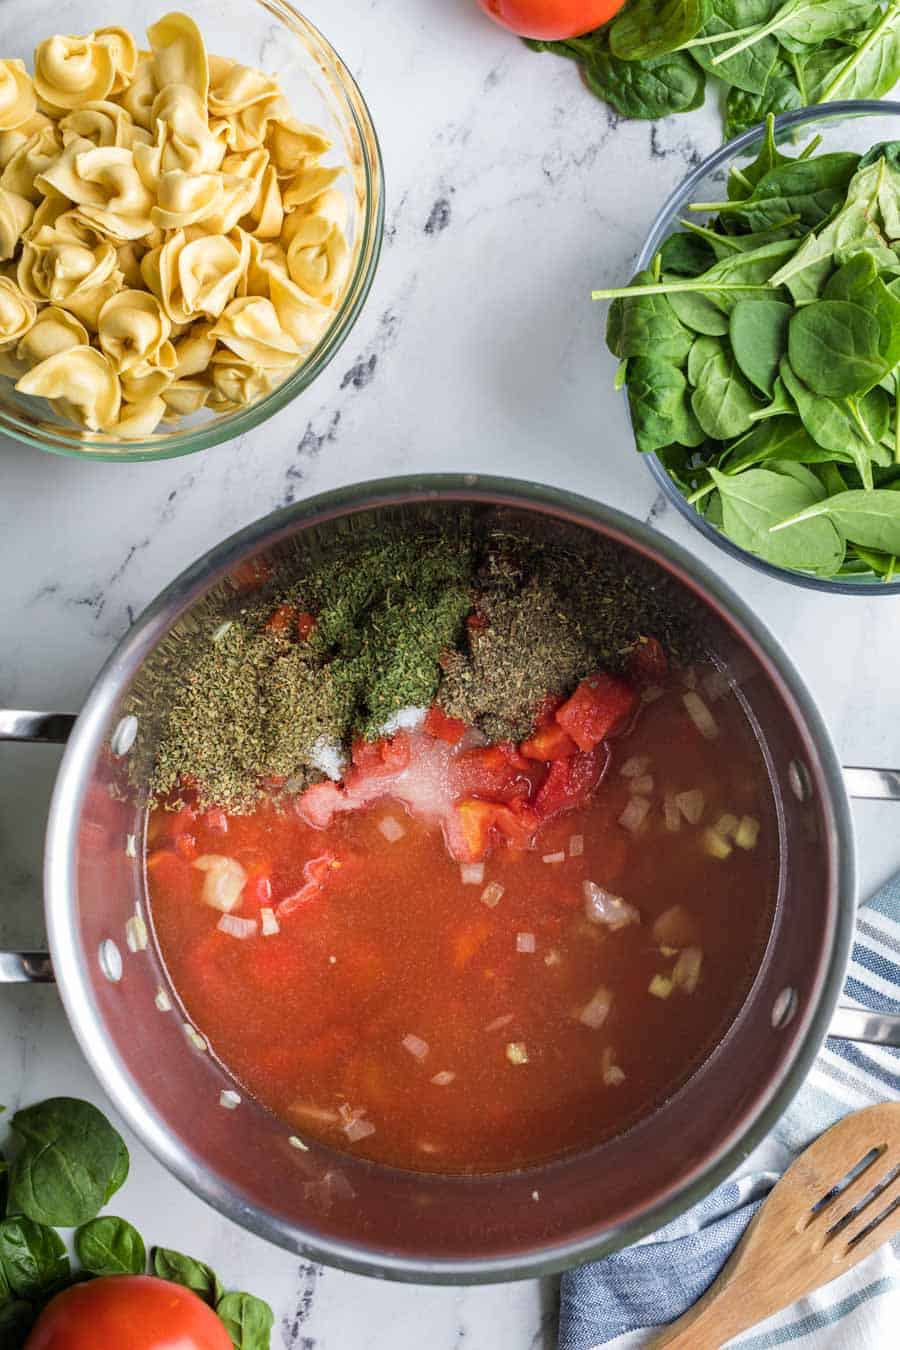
left=44, top=473, right=857, bottom=1283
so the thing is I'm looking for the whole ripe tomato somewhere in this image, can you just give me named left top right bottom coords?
left=476, top=0, right=626, bottom=40
left=25, top=1276, right=233, bottom=1350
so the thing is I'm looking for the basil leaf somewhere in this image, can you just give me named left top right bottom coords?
left=75, top=1217, right=146, bottom=1276
left=788, top=299, right=885, bottom=396
left=8, top=1098, right=129, bottom=1228
left=610, top=0, right=711, bottom=61
left=0, top=1217, right=69, bottom=1299
left=0, top=1300, right=35, bottom=1350
left=625, top=356, right=705, bottom=451
left=774, top=487, right=900, bottom=553
left=216, top=1291, right=275, bottom=1350
left=152, top=1247, right=224, bottom=1307
left=729, top=298, right=792, bottom=394
left=688, top=336, right=760, bottom=439
left=710, top=467, right=845, bottom=573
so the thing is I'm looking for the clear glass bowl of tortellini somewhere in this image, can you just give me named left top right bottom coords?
left=0, top=4, right=383, bottom=458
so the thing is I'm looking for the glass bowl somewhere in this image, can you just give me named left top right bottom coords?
left=626, top=101, right=900, bottom=595
left=0, top=0, right=384, bottom=461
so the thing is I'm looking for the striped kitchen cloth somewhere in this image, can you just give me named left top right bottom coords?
left=559, top=879, right=900, bottom=1349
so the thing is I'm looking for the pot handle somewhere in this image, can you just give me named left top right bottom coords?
left=0, top=708, right=76, bottom=984
left=828, top=1006, right=900, bottom=1048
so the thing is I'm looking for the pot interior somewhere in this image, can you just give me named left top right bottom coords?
left=55, top=489, right=848, bottom=1280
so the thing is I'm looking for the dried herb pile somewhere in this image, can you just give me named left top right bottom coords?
left=139, top=514, right=700, bottom=812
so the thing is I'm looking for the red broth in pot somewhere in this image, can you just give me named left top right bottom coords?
left=147, top=658, right=777, bottom=1174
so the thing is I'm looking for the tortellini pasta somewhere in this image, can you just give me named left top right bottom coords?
left=0, top=12, right=350, bottom=441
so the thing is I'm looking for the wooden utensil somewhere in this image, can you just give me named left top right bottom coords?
left=653, top=1102, right=900, bottom=1348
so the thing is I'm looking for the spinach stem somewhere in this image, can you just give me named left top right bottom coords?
left=895, top=372, right=900, bottom=464
left=686, top=480, right=717, bottom=506
left=769, top=504, right=825, bottom=533
left=729, top=167, right=754, bottom=195
left=592, top=282, right=772, bottom=300
left=677, top=24, right=761, bottom=50
left=799, top=134, right=823, bottom=161
left=711, top=15, right=780, bottom=65
left=820, top=0, right=900, bottom=102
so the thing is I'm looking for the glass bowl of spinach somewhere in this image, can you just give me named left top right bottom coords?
left=597, top=101, right=900, bottom=592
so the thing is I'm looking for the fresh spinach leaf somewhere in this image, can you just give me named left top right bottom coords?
left=0, top=1217, right=69, bottom=1299
left=725, top=56, right=805, bottom=140
left=216, top=1291, right=275, bottom=1350
left=0, top=1299, right=35, bottom=1350
left=659, top=232, right=717, bottom=276
left=689, top=0, right=780, bottom=94
left=780, top=358, right=888, bottom=486
left=606, top=273, right=695, bottom=363
left=729, top=298, right=792, bottom=394
left=625, top=356, right=705, bottom=451
left=610, top=0, right=711, bottom=61
left=583, top=45, right=706, bottom=119
left=667, top=284, right=730, bottom=334
left=710, top=467, right=845, bottom=573
left=788, top=299, right=885, bottom=396
left=8, top=1098, right=129, bottom=1228
left=689, top=336, right=760, bottom=438
left=75, top=1216, right=146, bottom=1277
left=152, top=1247, right=224, bottom=1307
left=722, top=415, right=828, bottom=471
left=816, top=2, right=900, bottom=102
left=772, top=487, right=900, bottom=552
left=698, top=154, right=861, bottom=231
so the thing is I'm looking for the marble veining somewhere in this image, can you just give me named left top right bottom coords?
left=3, top=1, right=900, bottom=1346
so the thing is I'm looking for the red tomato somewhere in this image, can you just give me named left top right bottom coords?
left=423, top=704, right=468, bottom=744
left=520, top=722, right=577, bottom=762
left=451, top=743, right=539, bottom=802
left=534, top=746, right=605, bottom=819
left=264, top=602, right=299, bottom=637
left=555, top=673, right=636, bottom=752
left=25, top=1276, right=232, bottom=1350
left=349, top=733, right=411, bottom=779
left=476, top=0, right=626, bottom=40
left=456, top=798, right=539, bottom=860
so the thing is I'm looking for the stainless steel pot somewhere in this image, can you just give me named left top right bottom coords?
left=2, top=475, right=900, bottom=1284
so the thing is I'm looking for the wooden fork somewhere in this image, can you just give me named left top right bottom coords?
left=653, top=1101, right=900, bottom=1348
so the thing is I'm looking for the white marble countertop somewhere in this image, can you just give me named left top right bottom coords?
left=3, top=2, right=900, bottom=1346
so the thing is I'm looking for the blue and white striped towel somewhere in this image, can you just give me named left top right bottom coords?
left=560, top=880, right=900, bottom=1349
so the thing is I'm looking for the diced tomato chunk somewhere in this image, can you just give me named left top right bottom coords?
left=264, top=603, right=298, bottom=636
left=228, top=556, right=272, bottom=592
left=455, top=798, right=539, bottom=861
left=451, top=743, right=538, bottom=803
left=520, top=723, right=578, bottom=762
left=627, top=636, right=669, bottom=686
left=349, top=733, right=411, bottom=780
left=296, top=780, right=345, bottom=829
left=534, top=747, right=606, bottom=820
left=297, top=611, right=317, bottom=640
left=555, top=673, right=636, bottom=752
left=424, top=704, right=468, bottom=744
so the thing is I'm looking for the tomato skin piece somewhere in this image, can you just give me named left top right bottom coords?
left=25, top=1275, right=232, bottom=1350
left=534, top=746, right=605, bottom=819
left=476, top=0, right=626, bottom=40
left=349, top=734, right=411, bottom=779
left=423, top=704, right=468, bottom=744
left=456, top=798, right=538, bottom=860
left=555, top=673, right=636, bottom=752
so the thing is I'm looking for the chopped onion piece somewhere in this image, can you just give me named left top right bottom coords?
left=568, top=834, right=584, bottom=858
left=485, top=1013, right=514, bottom=1032
left=620, top=755, right=651, bottom=779
left=125, top=833, right=137, bottom=858
left=628, top=774, right=654, bottom=795
left=602, top=1046, right=625, bottom=1086
left=578, top=985, right=613, bottom=1029
left=544, top=948, right=562, bottom=967
left=542, top=850, right=566, bottom=864
left=649, top=974, right=673, bottom=999
left=402, top=1033, right=430, bottom=1061
left=583, top=881, right=640, bottom=930
left=290, top=1102, right=339, bottom=1126
left=683, top=691, right=718, bottom=740
left=430, top=1070, right=456, bottom=1086
left=288, top=1135, right=309, bottom=1151
left=344, top=1117, right=376, bottom=1142
left=193, top=854, right=247, bottom=913
left=516, top=931, right=536, bottom=953
left=735, top=815, right=760, bottom=850
left=663, top=793, right=681, bottom=832
left=154, top=986, right=172, bottom=1012
left=217, top=913, right=258, bottom=939
left=506, top=1041, right=529, bottom=1065
left=219, top=1089, right=241, bottom=1110
left=618, top=795, right=651, bottom=833
left=673, top=946, right=703, bottom=995
left=703, top=828, right=732, bottom=860
left=681, top=665, right=698, bottom=690
left=652, top=905, right=698, bottom=950
left=641, top=684, right=664, bottom=704
left=480, top=881, right=505, bottom=909
left=714, top=813, right=739, bottom=839
left=125, top=913, right=148, bottom=953
left=378, top=814, right=405, bottom=843
left=675, top=789, right=705, bottom=825
left=183, top=1023, right=208, bottom=1052
left=260, top=907, right=280, bottom=937
left=460, top=862, right=484, bottom=886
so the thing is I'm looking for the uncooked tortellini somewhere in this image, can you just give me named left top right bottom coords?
left=0, top=12, right=350, bottom=442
